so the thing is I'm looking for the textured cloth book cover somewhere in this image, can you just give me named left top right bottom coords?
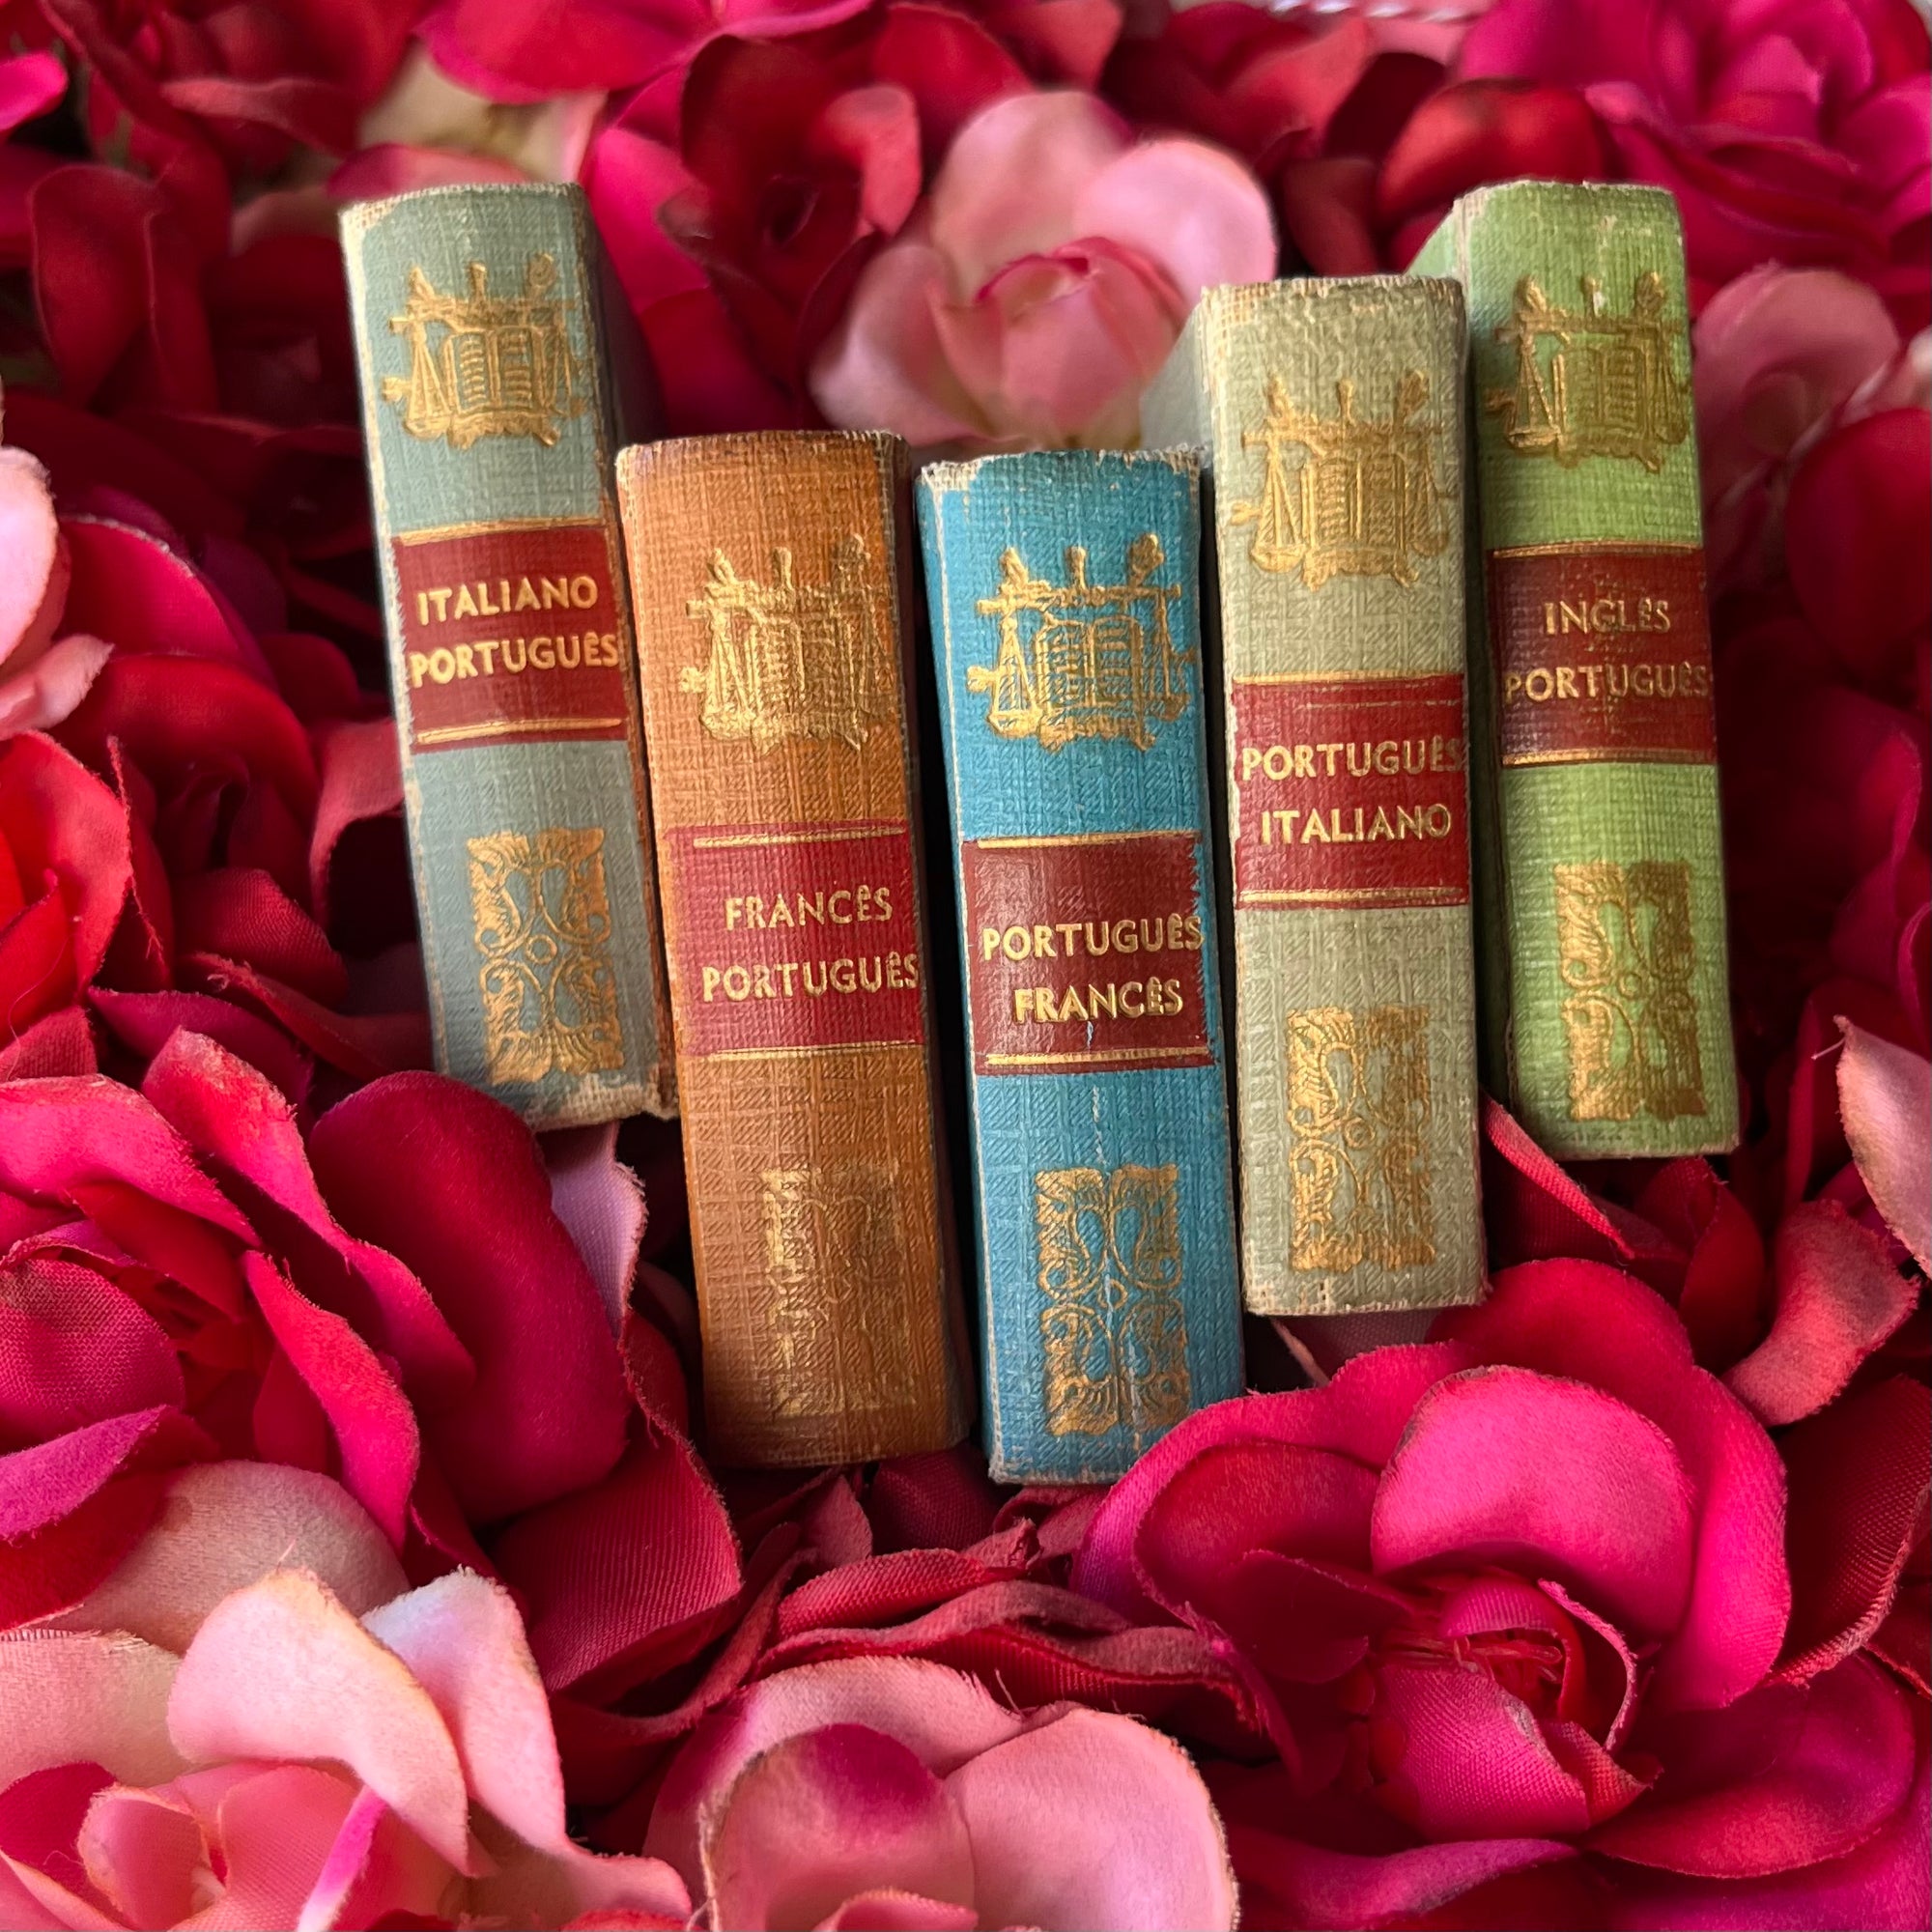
left=616, top=431, right=969, bottom=1466
left=1144, top=278, right=1484, bottom=1317
left=343, top=183, right=672, bottom=1128
left=1413, top=182, right=1740, bottom=1157
left=918, top=449, right=1242, bottom=1483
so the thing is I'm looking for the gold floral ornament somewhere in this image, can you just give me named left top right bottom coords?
left=1487, top=271, right=1690, bottom=472
left=384, top=253, right=586, bottom=450
left=682, top=537, right=884, bottom=752
left=967, top=535, right=1190, bottom=752
left=1555, top=860, right=1706, bottom=1121
left=1037, top=1164, right=1190, bottom=1438
left=1231, top=371, right=1454, bottom=590
left=760, top=1163, right=895, bottom=1418
left=466, top=827, right=623, bottom=1084
left=1286, top=1006, right=1435, bottom=1273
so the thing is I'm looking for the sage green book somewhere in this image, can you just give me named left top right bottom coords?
left=1144, top=278, right=1485, bottom=1317
left=343, top=184, right=674, bottom=1127
left=1413, top=182, right=1738, bottom=1157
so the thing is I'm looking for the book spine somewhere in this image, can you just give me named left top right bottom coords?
left=917, top=449, right=1242, bottom=1484
left=1413, top=182, right=1739, bottom=1157
left=1144, top=277, right=1484, bottom=1317
left=342, top=184, right=673, bottom=1128
left=616, top=431, right=969, bottom=1466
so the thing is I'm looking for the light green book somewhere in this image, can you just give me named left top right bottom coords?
left=343, top=184, right=673, bottom=1127
left=1413, top=182, right=1739, bottom=1157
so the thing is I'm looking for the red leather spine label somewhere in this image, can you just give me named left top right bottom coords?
left=393, top=521, right=631, bottom=753
left=668, top=822, right=925, bottom=1057
left=1487, top=545, right=1716, bottom=766
left=961, top=831, right=1211, bottom=1076
left=1230, top=673, right=1470, bottom=910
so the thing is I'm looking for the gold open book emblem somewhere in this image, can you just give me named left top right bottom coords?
left=384, top=253, right=586, bottom=451
left=1488, top=271, right=1690, bottom=472
left=968, top=537, right=1190, bottom=753
left=682, top=538, right=884, bottom=752
left=1232, top=372, right=1454, bottom=590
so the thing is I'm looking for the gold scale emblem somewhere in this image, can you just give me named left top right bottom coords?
left=967, top=536, right=1190, bottom=752
left=1487, top=271, right=1690, bottom=472
left=683, top=538, right=884, bottom=752
left=384, top=253, right=585, bottom=450
left=1232, top=371, right=1454, bottom=590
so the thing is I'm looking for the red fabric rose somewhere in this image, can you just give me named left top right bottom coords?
left=33, top=0, right=419, bottom=246
left=1462, top=0, right=1932, bottom=325
left=0, top=1037, right=640, bottom=1613
left=1070, top=1261, right=1926, bottom=1927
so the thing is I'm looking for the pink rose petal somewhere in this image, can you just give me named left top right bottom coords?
left=1835, top=1020, right=1931, bottom=1269
left=44, top=1462, right=407, bottom=1654
left=1373, top=1365, right=1696, bottom=1639
left=1435, top=1264, right=1790, bottom=1711
left=1592, top=1655, right=1917, bottom=1876
left=309, top=1073, right=630, bottom=1520
left=78, top=1783, right=206, bottom=1929
left=0, top=449, right=67, bottom=673
left=649, top=1659, right=1027, bottom=1892
left=1725, top=1200, right=1917, bottom=1425
left=0, top=1630, right=183, bottom=1790
left=705, top=1724, right=977, bottom=1931
left=167, top=1570, right=475, bottom=1871
left=948, top=1706, right=1236, bottom=1930
left=928, top=92, right=1131, bottom=293
left=0, top=634, right=113, bottom=740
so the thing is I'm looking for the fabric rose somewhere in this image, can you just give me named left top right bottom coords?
left=1461, top=0, right=1932, bottom=323
left=0, top=1459, right=691, bottom=1928
left=644, top=1655, right=1235, bottom=1929
left=1074, top=1261, right=1928, bottom=1927
left=0, top=1037, right=640, bottom=1617
left=810, top=90, right=1275, bottom=450
left=31, top=0, right=419, bottom=249
left=0, top=445, right=109, bottom=739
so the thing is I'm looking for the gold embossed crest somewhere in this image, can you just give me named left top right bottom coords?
left=761, top=1162, right=895, bottom=1418
left=968, top=536, right=1190, bottom=752
left=682, top=538, right=884, bottom=752
left=467, top=827, right=623, bottom=1084
left=1037, top=1164, right=1189, bottom=1438
left=1286, top=1006, right=1435, bottom=1272
left=1555, top=860, right=1706, bottom=1121
left=1488, top=272, right=1690, bottom=471
left=384, top=255, right=585, bottom=450
left=1232, top=372, right=1454, bottom=590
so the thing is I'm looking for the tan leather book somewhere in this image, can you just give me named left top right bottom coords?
left=616, top=431, right=970, bottom=1465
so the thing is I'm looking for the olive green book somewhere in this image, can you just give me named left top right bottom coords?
left=1412, top=182, right=1739, bottom=1157
left=1144, top=278, right=1484, bottom=1317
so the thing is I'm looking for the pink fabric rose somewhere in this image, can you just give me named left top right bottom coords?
left=0, top=444, right=110, bottom=738
left=1462, top=0, right=1932, bottom=325
left=810, top=91, right=1275, bottom=449
left=1073, top=1260, right=1928, bottom=1928
left=0, top=1458, right=691, bottom=1928
left=645, top=1654, right=1236, bottom=1929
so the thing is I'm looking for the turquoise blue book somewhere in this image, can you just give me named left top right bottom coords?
left=918, top=449, right=1242, bottom=1483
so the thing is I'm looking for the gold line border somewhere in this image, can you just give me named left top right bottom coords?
left=414, top=715, right=628, bottom=746
left=695, top=1038, right=920, bottom=1063
left=1230, top=670, right=1464, bottom=688
left=394, top=514, right=610, bottom=545
left=1489, top=540, right=1703, bottom=561
left=971, top=830, right=1196, bottom=850
left=981, top=1044, right=1211, bottom=1067
left=1237, top=887, right=1470, bottom=906
left=1501, top=748, right=1717, bottom=768
left=686, top=825, right=904, bottom=850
